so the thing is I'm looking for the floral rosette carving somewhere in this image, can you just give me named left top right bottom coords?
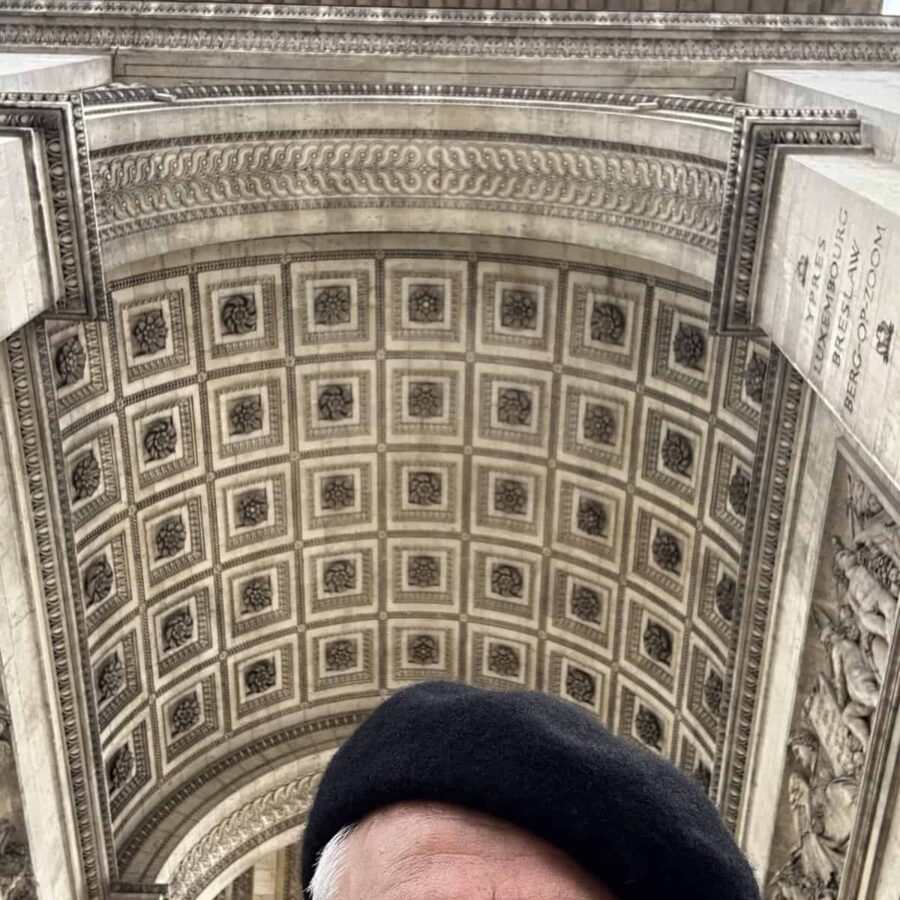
left=661, top=430, right=693, bottom=475
left=162, top=608, right=193, bottom=652
left=673, top=323, right=705, bottom=370
left=496, top=387, right=533, bottom=427
left=571, top=585, right=602, bottom=623
left=407, top=381, right=443, bottom=419
left=487, top=643, right=520, bottom=678
left=407, top=634, right=439, bottom=666
left=155, top=516, right=186, bottom=560
left=314, top=285, right=351, bottom=326
left=652, top=531, right=681, bottom=573
left=83, top=556, right=114, bottom=606
left=324, top=639, right=357, bottom=672
left=317, top=384, right=353, bottom=422
left=322, top=559, right=357, bottom=595
left=97, top=654, right=124, bottom=704
left=566, top=667, right=596, bottom=704
left=55, top=336, right=86, bottom=387
left=635, top=707, right=663, bottom=750
left=71, top=451, right=101, bottom=502
left=407, top=555, right=440, bottom=588
left=143, top=417, right=177, bottom=461
left=230, top=396, right=264, bottom=435
left=583, top=404, right=615, bottom=445
left=642, top=621, right=673, bottom=665
left=493, top=479, right=528, bottom=516
left=407, top=471, right=442, bottom=506
left=131, top=308, right=168, bottom=356
left=220, top=293, right=257, bottom=336
left=491, top=563, right=524, bottom=599
left=242, top=576, right=273, bottom=612
left=244, top=659, right=277, bottom=695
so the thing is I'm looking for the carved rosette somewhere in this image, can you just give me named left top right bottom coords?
left=230, top=396, right=264, bottom=435
left=314, top=285, right=351, bottom=326
left=407, top=381, right=442, bottom=419
left=407, top=472, right=442, bottom=506
left=244, top=659, right=277, bottom=695
left=131, top=308, right=168, bottom=356
left=590, top=302, right=626, bottom=345
left=162, top=608, right=193, bottom=652
left=496, top=388, right=533, bottom=427
left=571, top=585, right=602, bottom=623
left=83, top=556, right=114, bottom=606
left=322, top=560, right=356, bottom=595
left=715, top=574, right=737, bottom=623
left=143, top=417, right=177, bottom=461
left=407, top=556, right=439, bottom=588
left=500, top=289, right=538, bottom=330
left=155, top=517, right=186, bottom=559
left=487, top=643, right=520, bottom=678
left=661, top=431, right=693, bottom=475
left=236, top=489, right=268, bottom=528
left=321, top=475, right=354, bottom=511
left=54, top=336, right=86, bottom=387
left=241, top=576, right=273, bottom=612
left=324, top=639, right=357, bottom=673
left=635, top=707, right=663, bottom=750
left=407, top=285, right=444, bottom=323
left=643, top=621, right=673, bottom=665
left=171, top=694, right=201, bottom=736
left=407, top=634, right=439, bottom=666
left=96, top=654, right=124, bottom=705
left=673, top=324, right=705, bottom=370
left=493, top=479, right=528, bottom=516
left=107, top=745, right=134, bottom=795
left=220, top=293, right=256, bottom=335
left=490, top=563, right=523, bottom=599
left=317, top=384, right=353, bottom=422
left=744, top=353, right=768, bottom=403
left=704, top=671, right=724, bottom=716
left=565, top=667, right=596, bottom=704
left=71, top=451, right=101, bottom=502
left=576, top=499, right=607, bottom=537
left=583, top=404, right=615, bottom=445
left=651, top=531, right=681, bottom=573
left=728, top=469, right=751, bottom=518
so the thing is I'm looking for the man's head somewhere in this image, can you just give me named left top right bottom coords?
left=301, top=680, right=759, bottom=900
left=308, top=801, right=617, bottom=900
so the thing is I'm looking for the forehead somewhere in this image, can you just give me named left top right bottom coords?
left=342, top=803, right=613, bottom=900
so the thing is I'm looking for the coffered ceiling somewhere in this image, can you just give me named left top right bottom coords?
left=34, top=228, right=769, bottom=890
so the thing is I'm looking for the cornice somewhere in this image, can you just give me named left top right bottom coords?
left=0, top=97, right=103, bottom=318
left=710, top=107, right=864, bottom=335
left=0, top=2, right=899, bottom=30
left=78, top=82, right=740, bottom=115
left=0, top=3, right=898, bottom=61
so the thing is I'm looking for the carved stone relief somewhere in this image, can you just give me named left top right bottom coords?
left=766, top=452, right=900, bottom=899
left=0, top=678, right=36, bottom=899
left=92, top=129, right=724, bottom=253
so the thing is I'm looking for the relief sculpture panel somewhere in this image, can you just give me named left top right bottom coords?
left=767, top=449, right=900, bottom=899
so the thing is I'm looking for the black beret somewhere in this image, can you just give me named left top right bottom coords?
left=301, top=680, right=759, bottom=899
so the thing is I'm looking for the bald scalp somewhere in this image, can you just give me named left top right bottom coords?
left=334, top=802, right=616, bottom=900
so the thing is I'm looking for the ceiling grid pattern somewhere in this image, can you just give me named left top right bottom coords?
left=38, top=240, right=767, bottom=874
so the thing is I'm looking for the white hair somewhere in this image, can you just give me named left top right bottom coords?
left=307, top=823, right=357, bottom=900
